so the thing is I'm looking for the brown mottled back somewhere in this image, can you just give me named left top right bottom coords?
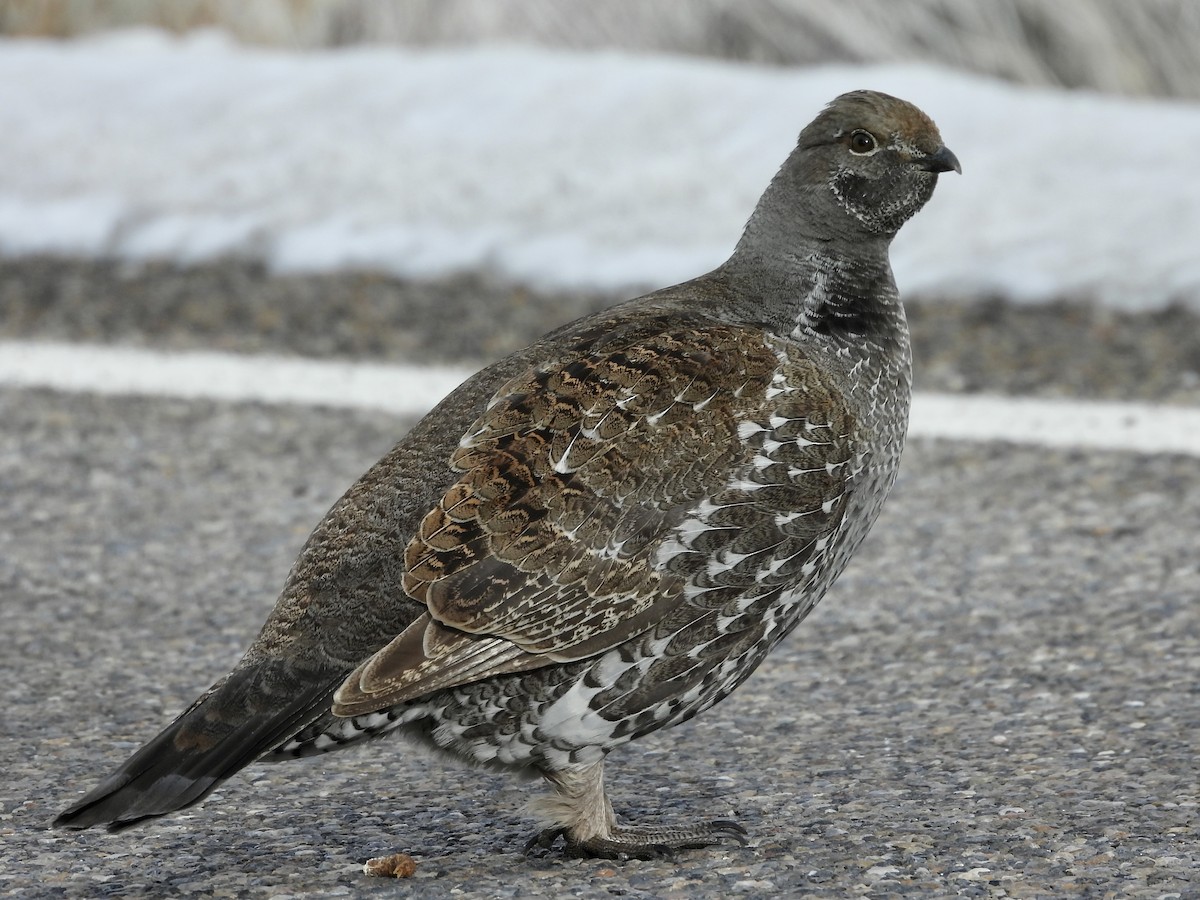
left=333, top=312, right=855, bottom=712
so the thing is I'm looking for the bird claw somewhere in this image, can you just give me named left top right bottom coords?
left=704, top=819, right=751, bottom=844
left=523, top=826, right=568, bottom=855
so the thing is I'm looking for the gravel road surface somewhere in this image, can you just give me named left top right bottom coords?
left=1, top=261, right=1198, bottom=897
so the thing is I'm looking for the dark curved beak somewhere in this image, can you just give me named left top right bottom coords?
left=918, top=146, right=962, bottom=174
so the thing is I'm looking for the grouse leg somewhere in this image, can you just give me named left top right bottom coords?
left=527, top=761, right=747, bottom=859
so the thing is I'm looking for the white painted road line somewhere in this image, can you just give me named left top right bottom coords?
left=3, top=340, right=1199, bottom=457
left=0, top=341, right=476, bottom=418
left=908, top=393, right=1200, bottom=458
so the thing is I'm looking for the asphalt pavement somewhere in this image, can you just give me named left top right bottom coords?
left=1, top=261, right=1198, bottom=898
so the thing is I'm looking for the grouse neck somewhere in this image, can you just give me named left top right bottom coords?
left=719, top=247, right=905, bottom=353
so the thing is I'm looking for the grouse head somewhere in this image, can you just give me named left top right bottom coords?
left=791, top=90, right=960, bottom=239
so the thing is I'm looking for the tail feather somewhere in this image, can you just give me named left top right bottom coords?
left=54, top=661, right=342, bottom=831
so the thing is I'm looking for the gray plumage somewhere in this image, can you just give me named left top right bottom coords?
left=54, top=90, right=959, bottom=859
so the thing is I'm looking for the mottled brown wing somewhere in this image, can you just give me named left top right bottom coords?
left=333, top=317, right=854, bottom=716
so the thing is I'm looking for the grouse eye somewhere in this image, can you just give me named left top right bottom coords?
left=848, top=130, right=877, bottom=155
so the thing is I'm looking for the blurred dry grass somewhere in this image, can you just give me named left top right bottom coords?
left=0, top=0, right=331, bottom=46
left=1, top=0, right=1197, bottom=98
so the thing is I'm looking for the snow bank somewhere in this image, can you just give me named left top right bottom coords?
left=2, top=29, right=1197, bottom=308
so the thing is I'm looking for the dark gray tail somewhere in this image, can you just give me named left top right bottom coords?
left=54, top=660, right=341, bottom=831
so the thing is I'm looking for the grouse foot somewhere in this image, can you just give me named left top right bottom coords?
left=528, top=761, right=748, bottom=859
left=527, top=819, right=748, bottom=859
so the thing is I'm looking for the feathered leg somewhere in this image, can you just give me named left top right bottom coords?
left=525, top=760, right=747, bottom=859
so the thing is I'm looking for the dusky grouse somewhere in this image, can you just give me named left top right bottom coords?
left=55, top=90, right=959, bottom=859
